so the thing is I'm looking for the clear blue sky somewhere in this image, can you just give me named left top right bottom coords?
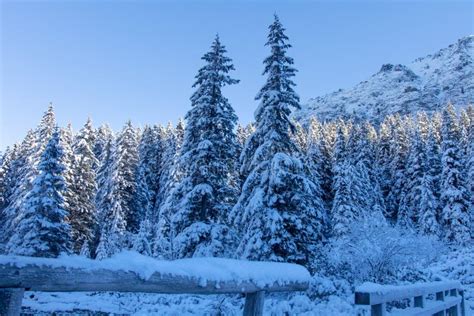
left=1, top=0, right=472, bottom=148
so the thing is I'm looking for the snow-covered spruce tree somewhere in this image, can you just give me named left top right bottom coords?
left=1, top=106, right=58, bottom=246
left=132, top=219, right=153, bottom=256
left=73, top=118, right=96, bottom=153
left=440, top=105, right=470, bottom=244
left=94, top=124, right=114, bottom=165
left=332, top=122, right=348, bottom=179
left=331, top=123, right=385, bottom=237
left=398, top=127, right=427, bottom=229
left=69, top=119, right=99, bottom=253
left=95, top=138, right=116, bottom=222
left=115, top=121, right=140, bottom=234
left=153, top=122, right=185, bottom=257
left=235, top=122, right=256, bottom=188
left=331, top=162, right=360, bottom=237
left=0, top=130, right=38, bottom=249
left=385, top=115, right=410, bottom=223
left=416, top=112, right=431, bottom=142
left=319, top=121, right=337, bottom=207
left=133, top=125, right=164, bottom=224
left=154, top=123, right=179, bottom=209
left=236, top=124, right=247, bottom=148
left=232, top=16, right=326, bottom=266
left=93, top=137, right=115, bottom=255
left=292, top=120, right=308, bottom=154
left=352, top=122, right=386, bottom=218
left=377, top=115, right=395, bottom=203
left=330, top=123, right=348, bottom=200
left=236, top=123, right=255, bottom=169
left=6, top=129, right=72, bottom=257
left=426, top=124, right=442, bottom=222
left=0, top=146, right=18, bottom=253
left=418, top=173, right=440, bottom=236
left=244, top=123, right=256, bottom=141
left=0, top=146, right=15, bottom=212
left=37, top=103, right=56, bottom=151
left=59, top=124, right=75, bottom=212
left=91, top=125, right=116, bottom=255
left=459, top=109, right=470, bottom=157
left=306, top=119, right=322, bottom=171
left=467, top=116, right=474, bottom=237
left=95, top=198, right=127, bottom=260
left=164, top=35, right=239, bottom=259
left=306, top=118, right=331, bottom=209
left=79, top=240, right=91, bottom=258
left=432, top=112, right=443, bottom=142
left=94, top=140, right=129, bottom=259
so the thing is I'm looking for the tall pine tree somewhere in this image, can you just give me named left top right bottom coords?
left=440, top=104, right=470, bottom=244
left=115, top=121, right=140, bottom=234
left=164, top=36, right=239, bottom=259
left=6, top=129, right=71, bottom=257
left=69, top=119, right=99, bottom=252
left=232, top=16, right=326, bottom=266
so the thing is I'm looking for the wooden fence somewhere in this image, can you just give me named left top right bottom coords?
left=0, top=255, right=309, bottom=316
left=355, top=281, right=466, bottom=316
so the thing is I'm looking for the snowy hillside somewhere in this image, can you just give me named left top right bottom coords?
left=295, top=35, right=473, bottom=123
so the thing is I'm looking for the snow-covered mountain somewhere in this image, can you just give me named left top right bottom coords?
left=295, top=35, right=473, bottom=123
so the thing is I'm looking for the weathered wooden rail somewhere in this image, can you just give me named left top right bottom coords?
left=355, top=281, right=466, bottom=316
left=0, top=254, right=310, bottom=316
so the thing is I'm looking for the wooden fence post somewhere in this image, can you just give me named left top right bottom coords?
left=436, top=291, right=445, bottom=301
left=0, top=288, right=24, bottom=316
left=414, top=295, right=425, bottom=308
left=459, top=290, right=465, bottom=316
left=371, top=303, right=386, bottom=316
left=243, top=291, right=265, bottom=316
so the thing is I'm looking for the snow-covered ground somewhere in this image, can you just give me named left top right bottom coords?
left=22, top=291, right=355, bottom=316
left=17, top=245, right=473, bottom=315
left=426, top=244, right=474, bottom=313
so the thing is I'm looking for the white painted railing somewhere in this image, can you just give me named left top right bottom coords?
left=355, top=281, right=466, bottom=316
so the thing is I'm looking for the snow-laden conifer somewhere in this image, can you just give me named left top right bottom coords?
left=115, top=121, right=140, bottom=233
left=0, top=130, right=38, bottom=248
left=418, top=173, right=440, bottom=236
left=232, top=16, right=326, bottom=265
left=133, top=125, right=164, bottom=223
left=132, top=219, right=153, bottom=256
left=386, top=115, right=410, bottom=223
left=440, top=104, right=470, bottom=244
left=69, top=119, right=99, bottom=252
left=94, top=124, right=114, bottom=165
left=6, top=129, right=71, bottom=257
left=164, top=36, right=239, bottom=259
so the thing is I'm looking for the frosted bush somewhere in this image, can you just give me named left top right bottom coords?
left=327, top=216, right=443, bottom=283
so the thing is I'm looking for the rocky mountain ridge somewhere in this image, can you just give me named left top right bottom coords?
left=295, top=35, right=473, bottom=123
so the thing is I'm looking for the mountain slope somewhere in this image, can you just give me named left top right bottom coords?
left=295, top=35, right=473, bottom=123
